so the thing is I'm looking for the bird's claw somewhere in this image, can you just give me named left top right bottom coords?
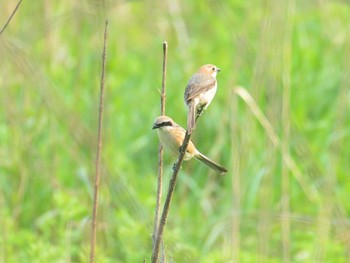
left=196, top=104, right=206, bottom=116
left=172, top=163, right=178, bottom=171
left=172, top=163, right=182, bottom=171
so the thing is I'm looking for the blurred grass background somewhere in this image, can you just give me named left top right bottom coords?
left=1, top=0, right=350, bottom=262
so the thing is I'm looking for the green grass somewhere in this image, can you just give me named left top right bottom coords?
left=1, top=0, right=350, bottom=262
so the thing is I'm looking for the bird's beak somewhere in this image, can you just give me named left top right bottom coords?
left=152, top=123, right=159, bottom=130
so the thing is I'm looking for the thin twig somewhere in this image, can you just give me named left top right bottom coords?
left=0, top=0, right=23, bottom=36
left=89, top=20, right=108, bottom=263
left=152, top=41, right=168, bottom=261
left=160, top=41, right=167, bottom=116
left=151, top=130, right=192, bottom=263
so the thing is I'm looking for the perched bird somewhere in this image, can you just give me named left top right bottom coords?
left=152, top=116, right=227, bottom=175
left=184, top=64, right=221, bottom=133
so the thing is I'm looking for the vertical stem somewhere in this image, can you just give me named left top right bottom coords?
left=230, top=88, right=240, bottom=262
left=281, top=1, right=293, bottom=262
left=314, top=5, right=349, bottom=261
left=89, top=20, right=108, bottom=263
left=160, top=41, right=168, bottom=116
left=152, top=41, right=168, bottom=262
left=151, top=131, right=192, bottom=263
left=337, top=27, right=350, bottom=263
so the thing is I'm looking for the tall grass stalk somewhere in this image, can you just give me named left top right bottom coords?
left=281, top=0, right=294, bottom=261
left=230, top=88, right=241, bottom=262
left=90, top=20, right=108, bottom=263
left=234, top=87, right=319, bottom=201
left=152, top=41, right=168, bottom=263
left=151, top=130, right=193, bottom=263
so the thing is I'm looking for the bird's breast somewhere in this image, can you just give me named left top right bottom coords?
left=198, top=83, right=217, bottom=108
left=157, top=127, right=195, bottom=161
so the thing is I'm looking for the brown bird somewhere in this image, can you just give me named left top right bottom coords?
left=184, top=64, right=221, bottom=133
left=152, top=116, right=227, bottom=175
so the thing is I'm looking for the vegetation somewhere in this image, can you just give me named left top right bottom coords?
left=1, top=0, right=349, bottom=262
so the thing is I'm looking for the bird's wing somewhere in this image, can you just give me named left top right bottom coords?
left=184, top=73, right=216, bottom=103
left=171, top=126, right=196, bottom=154
left=172, top=122, right=186, bottom=134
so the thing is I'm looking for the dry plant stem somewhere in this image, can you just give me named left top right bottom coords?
left=234, top=87, right=319, bottom=201
left=151, top=130, right=192, bottom=263
left=89, top=20, right=108, bottom=263
left=0, top=0, right=23, bottom=36
left=230, top=89, right=240, bottom=261
left=153, top=41, right=168, bottom=244
left=281, top=1, right=294, bottom=262
left=153, top=144, right=164, bottom=239
left=152, top=41, right=168, bottom=263
left=160, top=41, right=168, bottom=115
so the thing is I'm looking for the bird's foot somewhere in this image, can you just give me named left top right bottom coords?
left=172, top=163, right=182, bottom=171
left=196, top=104, right=206, bottom=120
left=172, top=163, right=177, bottom=171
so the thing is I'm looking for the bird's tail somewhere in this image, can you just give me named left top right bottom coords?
left=195, top=152, right=228, bottom=175
left=187, top=101, right=196, bottom=133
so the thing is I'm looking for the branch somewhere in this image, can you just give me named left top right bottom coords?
left=89, top=20, right=108, bottom=263
left=152, top=41, right=168, bottom=240
left=0, top=0, right=23, bottom=36
left=151, top=130, right=192, bottom=263
left=152, top=41, right=168, bottom=261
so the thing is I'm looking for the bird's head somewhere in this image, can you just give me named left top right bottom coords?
left=197, top=64, right=220, bottom=77
left=152, top=116, right=175, bottom=130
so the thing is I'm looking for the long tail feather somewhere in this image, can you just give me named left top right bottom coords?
left=195, top=152, right=228, bottom=175
left=187, top=102, right=196, bottom=133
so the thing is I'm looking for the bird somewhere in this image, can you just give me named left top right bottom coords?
left=152, top=116, right=228, bottom=175
left=184, top=64, right=221, bottom=133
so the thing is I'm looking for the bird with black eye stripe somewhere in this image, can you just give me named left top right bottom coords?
left=152, top=115, right=227, bottom=175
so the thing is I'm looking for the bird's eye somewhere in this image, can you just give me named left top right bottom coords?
left=163, top=121, right=172, bottom=127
